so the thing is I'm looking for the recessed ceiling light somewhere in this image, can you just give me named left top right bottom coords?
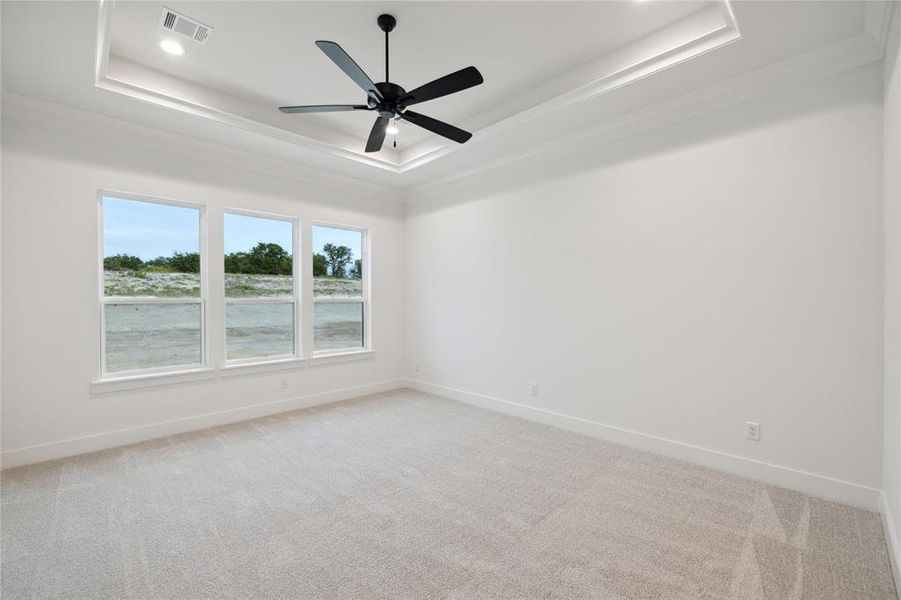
left=386, top=123, right=399, bottom=135
left=160, top=39, right=184, bottom=56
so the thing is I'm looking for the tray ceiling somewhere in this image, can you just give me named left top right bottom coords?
left=0, top=1, right=890, bottom=191
left=99, top=0, right=733, bottom=170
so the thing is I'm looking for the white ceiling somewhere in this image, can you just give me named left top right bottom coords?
left=109, top=1, right=709, bottom=150
left=0, top=1, right=891, bottom=194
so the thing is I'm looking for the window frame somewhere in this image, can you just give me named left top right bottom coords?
left=311, top=221, right=371, bottom=357
left=222, top=208, right=302, bottom=367
left=97, top=190, right=208, bottom=380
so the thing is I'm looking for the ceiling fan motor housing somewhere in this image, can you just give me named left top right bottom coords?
left=375, top=82, right=406, bottom=118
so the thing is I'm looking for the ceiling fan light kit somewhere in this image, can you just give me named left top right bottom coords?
left=279, top=14, right=484, bottom=153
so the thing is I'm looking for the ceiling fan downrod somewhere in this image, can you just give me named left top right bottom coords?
left=377, top=14, right=396, bottom=83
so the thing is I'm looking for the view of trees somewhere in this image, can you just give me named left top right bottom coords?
left=104, top=251, right=199, bottom=273
left=313, top=253, right=328, bottom=277
left=225, top=243, right=291, bottom=275
left=103, top=254, right=145, bottom=271
left=105, top=243, right=361, bottom=279
left=321, top=243, right=353, bottom=278
left=313, top=245, right=360, bottom=279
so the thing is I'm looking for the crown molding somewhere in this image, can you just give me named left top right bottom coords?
left=94, top=1, right=398, bottom=175
left=395, top=0, right=741, bottom=173
left=94, top=0, right=740, bottom=177
left=405, top=29, right=885, bottom=203
left=56, top=0, right=885, bottom=197
left=0, top=91, right=402, bottom=206
left=1, top=16, right=888, bottom=206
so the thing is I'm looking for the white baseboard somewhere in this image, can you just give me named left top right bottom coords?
left=881, top=491, right=901, bottom=598
left=0, top=378, right=405, bottom=470
left=406, top=378, right=882, bottom=511
left=3, top=375, right=885, bottom=514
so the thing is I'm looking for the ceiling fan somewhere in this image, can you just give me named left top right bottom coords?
left=279, top=14, right=484, bottom=153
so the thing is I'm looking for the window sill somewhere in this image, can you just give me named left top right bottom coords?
left=90, top=351, right=374, bottom=394
left=92, top=367, right=216, bottom=394
left=310, top=349, right=375, bottom=366
left=219, top=357, right=307, bottom=377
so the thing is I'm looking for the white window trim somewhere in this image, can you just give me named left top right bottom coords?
left=219, top=356, right=307, bottom=377
left=223, top=208, right=302, bottom=367
left=312, top=221, right=371, bottom=357
left=91, top=195, right=377, bottom=394
left=91, top=367, right=216, bottom=394
left=97, top=190, right=208, bottom=381
left=90, top=351, right=373, bottom=393
left=309, top=349, right=376, bottom=366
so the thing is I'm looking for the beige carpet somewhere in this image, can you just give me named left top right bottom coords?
left=1, top=389, right=896, bottom=599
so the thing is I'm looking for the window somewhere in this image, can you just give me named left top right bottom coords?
left=97, top=194, right=370, bottom=385
left=224, top=212, right=298, bottom=362
left=100, top=195, right=205, bottom=376
left=312, top=224, right=367, bottom=353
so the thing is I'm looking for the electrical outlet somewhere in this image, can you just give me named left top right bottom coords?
left=529, top=383, right=540, bottom=397
left=415, top=362, right=421, bottom=373
left=280, top=378, right=288, bottom=390
left=746, top=421, right=761, bottom=441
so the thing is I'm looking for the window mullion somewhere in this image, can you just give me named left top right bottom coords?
left=225, top=297, right=295, bottom=304
left=103, top=297, right=202, bottom=304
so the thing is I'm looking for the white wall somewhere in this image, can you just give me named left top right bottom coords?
left=0, top=39, right=890, bottom=518
left=0, top=115, right=405, bottom=466
left=883, top=0, right=901, bottom=565
left=406, top=64, right=884, bottom=506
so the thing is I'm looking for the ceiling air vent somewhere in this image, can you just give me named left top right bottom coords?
left=159, top=8, right=213, bottom=45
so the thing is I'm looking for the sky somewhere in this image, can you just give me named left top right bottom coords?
left=103, top=196, right=362, bottom=261
left=224, top=212, right=292, bottom=255
left=313, top=225, right=362, bottom=262
left=103, top=197, right=199, bottom=261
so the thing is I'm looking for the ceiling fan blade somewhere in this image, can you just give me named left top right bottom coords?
left=365, top=116, right=390, bottom=153
left=397, top=66, right=483, bottom=108
left=401, top=111, right=472, bottom=144
left=315, top=41, right=383, bottom=102
left=279, top=104, right=370, bottom=114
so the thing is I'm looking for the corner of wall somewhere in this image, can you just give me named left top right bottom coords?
left=882, top=1, right=901, bottom=591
